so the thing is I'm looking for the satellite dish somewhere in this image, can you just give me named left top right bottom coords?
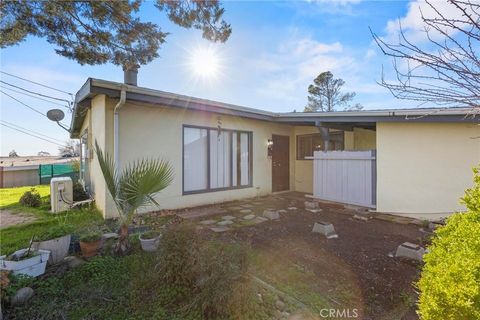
left=47, top=109, right=65, bottom=122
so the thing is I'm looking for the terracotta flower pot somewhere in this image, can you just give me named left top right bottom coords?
left=79, top=239, right=101, bottom=258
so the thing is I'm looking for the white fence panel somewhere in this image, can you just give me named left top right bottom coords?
left=311, top=150, right=376, bottom=208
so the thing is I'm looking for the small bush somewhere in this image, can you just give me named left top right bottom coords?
left=157, top=223, right=259, bottom=319
left=417, top=166, right=480, bottom=320
left=157, top=224, right=200, bottom=289
left=193, top=242, right=257, bottom=319
left=72, top=182, right=89, bottom=201
left=462, top=166, right=480, bottom=212
left=19, top=188, right=41, bottom=207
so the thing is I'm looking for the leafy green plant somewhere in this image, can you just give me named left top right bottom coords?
left=417, top=165, right=480, bottom=320
left=462, top=166, right=480, bottom=212
left=70, top=159, right=80, bottom=172
left=95, top=140, right=173, bottom=255
left=140, top=230, right=160, bottom=240
left=157, top=224, right=200, bottom=289
left=72, top=182, right=89, bottom=201
left=19, top=188, right=41, bottom=207
left=37, top=224, right=74, bottom=241
left=1, top=273, right=35, bottom=302
left=79, top=230, right=102, bottom=243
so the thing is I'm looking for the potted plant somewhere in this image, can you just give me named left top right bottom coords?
left=32, top=224, right=73, bottom=264
left=139, top=230, right=161, bottom=252
left=0, top=241, right=50, bottom=277
left=79, top=230, right=102, bottom=258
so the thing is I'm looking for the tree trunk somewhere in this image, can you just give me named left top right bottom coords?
left=115, top=223, right=131, bottom=255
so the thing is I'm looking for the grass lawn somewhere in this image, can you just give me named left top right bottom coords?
left=0, top=185, right=50, bottom=207
left=0, top=185, right=104, bottom=255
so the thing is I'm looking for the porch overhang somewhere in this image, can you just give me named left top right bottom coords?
left=70, top=77, right=478, bottom=138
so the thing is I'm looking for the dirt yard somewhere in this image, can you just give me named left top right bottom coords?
left=176, top=192, right=426, bottom=320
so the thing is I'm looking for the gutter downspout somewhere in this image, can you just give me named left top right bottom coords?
left=114, top=86, right=127, bottom=170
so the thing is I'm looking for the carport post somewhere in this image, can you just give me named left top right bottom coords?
left=315, top=122, right=330, bottom=151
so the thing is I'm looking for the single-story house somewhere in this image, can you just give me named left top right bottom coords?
left=70, top=75, right=479, bottom=220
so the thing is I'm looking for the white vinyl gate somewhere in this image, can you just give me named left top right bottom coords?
left=310, top=150, right=376, bottom=208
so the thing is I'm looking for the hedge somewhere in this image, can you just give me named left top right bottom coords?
left=417, top=166, right=480, bottom=320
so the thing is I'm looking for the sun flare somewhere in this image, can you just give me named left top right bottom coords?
left=188, top=46, right=221, bottom=79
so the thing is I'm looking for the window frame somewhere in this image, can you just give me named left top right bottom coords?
left=182, top=124, right=253, bottom=195
left=296, top=132, right=344, bottom=160
left=79, top=130, right=90, bottom=192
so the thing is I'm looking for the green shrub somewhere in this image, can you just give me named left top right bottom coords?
left=157, top=223, right=259, bottom=319
left=19, top=188, right=41, bottom=207
left=37, top=224, right=74, bottom=241
left=79, top=230, right=102, bottom=243
left=157, top=224, right=200, bottom=289
left=417, top=166, right=480, bottom=320
left=193, top=242, right=257, bottom=319
left=462, top=166, right=480, bottom=212
left=72, top=182, right=89, bottom=201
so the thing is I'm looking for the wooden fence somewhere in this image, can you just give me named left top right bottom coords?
left=310, top=150, right=376, bottom=208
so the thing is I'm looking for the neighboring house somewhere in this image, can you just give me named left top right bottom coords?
left=70, top=76, right=480, bottom=220
left=0, top=156, right=78, bottom=188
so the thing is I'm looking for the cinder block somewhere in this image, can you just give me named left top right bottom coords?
left=312, top=221, right=338, bottom=239
left=395, top=242, right=425, bottom=261
left=304, top=201, right=319, bottom=209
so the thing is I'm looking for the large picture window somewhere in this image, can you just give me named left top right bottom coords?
left=296, top=131, right=344, bottom=160
left=183, top=125, right=252, bottom=194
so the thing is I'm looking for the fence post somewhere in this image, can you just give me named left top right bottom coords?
left=38, top=164, right=41, bottom=185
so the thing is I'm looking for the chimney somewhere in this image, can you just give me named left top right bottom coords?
left=123, top=65, right=139, bottom=86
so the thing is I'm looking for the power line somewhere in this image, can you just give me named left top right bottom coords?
left=0, top=120, right=65, bottom=143
left=0, top=71, right=74, bottom=96
left=1, top=90, right=46, bottom=116
left=0, top=85, right=70, bottom=109
left=1, top=90, right=70, bottom=128
left=1, top=123, right=64, bottom=146
left=0, top=80, right=72, bottom=104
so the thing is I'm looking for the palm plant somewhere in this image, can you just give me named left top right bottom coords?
left=94, top=140, right=174, bottom=254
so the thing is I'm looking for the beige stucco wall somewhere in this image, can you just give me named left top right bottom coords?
left=293, top=126, right=319, bottom=193
left=376, top=122, right=480, bottom=215
left=353, top=128, right=376, bottom=150
left=1, top=167, right=39, bottom=188
left=118, top=101, right=295, bottom=214
left=81, top=95, right=118, bottom=218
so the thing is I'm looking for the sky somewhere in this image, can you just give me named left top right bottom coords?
left=0, top=0, right=447, bottom=156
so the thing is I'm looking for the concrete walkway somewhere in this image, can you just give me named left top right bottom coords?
left=0, top=209, right=37, bottom=229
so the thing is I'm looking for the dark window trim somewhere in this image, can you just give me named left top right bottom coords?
left=296, top=132, right=344, bottom=160
left=182, top=124, right=253, bottom=195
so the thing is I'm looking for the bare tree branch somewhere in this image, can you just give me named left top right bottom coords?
left=371, top=0, right=480, bottom=112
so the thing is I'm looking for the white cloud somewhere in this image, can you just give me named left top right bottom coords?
left=384, top=0, right=474, bottom=44
left=250, top=32, right=358, bottom=106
